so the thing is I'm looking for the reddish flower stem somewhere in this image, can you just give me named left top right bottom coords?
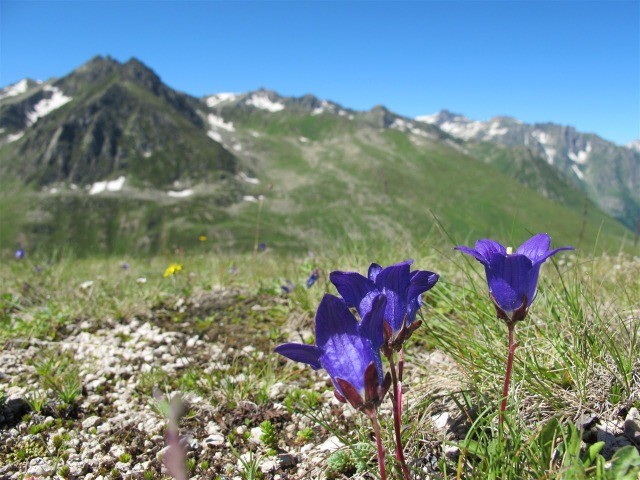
left=499, top=323, right=517, bottom=428
left=398, top=347, right=405, bottom=414
left=386, top=351, right=411, bottom=480
left=369, top=409, right=388, bottom=480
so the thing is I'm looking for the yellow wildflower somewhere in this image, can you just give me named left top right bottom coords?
left=163, top=263, right=183, bottom=278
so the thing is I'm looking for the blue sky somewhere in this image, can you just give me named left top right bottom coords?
left=1, top=1, right=638, bottom=144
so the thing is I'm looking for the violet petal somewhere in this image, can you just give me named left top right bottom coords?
left=274, top=343, right=322, bottom=370
left=486, top=254, right=533, bottom=314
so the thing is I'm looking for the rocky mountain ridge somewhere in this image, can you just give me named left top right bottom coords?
left=0, top=56, right=636, bottom=255
left=417, top=110, right=639, bottom=230
left=0, top=56, right=235, bottom=188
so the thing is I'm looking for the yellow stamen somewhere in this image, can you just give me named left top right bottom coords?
left=506, top=246, right=513, bottom=255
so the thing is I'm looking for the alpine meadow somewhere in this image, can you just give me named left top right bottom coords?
left=0, top=56, right=639, bottom=480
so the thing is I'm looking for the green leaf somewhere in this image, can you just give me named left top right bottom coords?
left=561, top=462, right=587, bottom=480
left=565, top=423, right=582, bottom=458
left=462, top=439, right=485, bottom=459
left=608, top=445, right=640, bottom=480
left=583, top=441, right=605, bottom=468
left=538, top=417, right=562, bottom=468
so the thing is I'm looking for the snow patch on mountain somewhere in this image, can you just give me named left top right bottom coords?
left=571, top=164, right=585, bottom=180
left=27, top=85, right=72, bottom=125
left=417, top=112, right=511, bottom=141
left=205, top=93, right=238, bottom=107
left=6, top=132, right=25, bottom=143
left=531, top=130, right=549, bottom=145
left=208, top=114, right=235, bottom=132
left=246, top=93, right=285, bottom=112
left=0, top=79, right=30, bottom=100
left=390, top=118, right=431, bottom=138
left=417, top=112, right=481, bottom=140
left=390, top=118, right=414, bottom=131
left=168, top=189, right=194, bottom=198
left=311, top=99, right=341, bottom=116
left=415, top=113, right=440, bottom=124
left=627, top=139, right=640, bottom=153
left=567, top=142, right=591, bottom=165
left=207, top=131, right=223, bottom=142
left=531, top=130, right=558, bottom=164
left=487, top=121, right=508, bottom=137
left=312, top=100, right=328, bottom=115
left=89, top=176, right=126, bottom=195
left=238, top=172, right=260, bottom=184
left=441, top=120, right=484, bottom=140
left=542, top=146, right=557, bottom=165
left=410, top=127, right=432, bottom=138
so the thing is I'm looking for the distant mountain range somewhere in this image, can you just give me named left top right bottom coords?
left=0, top=55, right=637, bottom=255
left=417, top=110, right=640, bottom=231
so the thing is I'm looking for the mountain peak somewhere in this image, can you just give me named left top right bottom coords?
left=369, top=104, right=389, bottom=113
left=79, top=54, right=120, bottom=71
left=121, top=57, right=162, bottom=89
left=416, top=110, right=468, bottom=125
left=0, top=78, right=42, bottom=101
left=627, top=139, right=640, bottom=153
left=124, top=56, right=147, bottom=67
left=0, top=54, right=232, bottom=188
left=73, top=55, right=160, bottom=84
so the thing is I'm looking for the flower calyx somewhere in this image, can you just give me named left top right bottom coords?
left=381, top=315, right=422, bottom=356
left=333, top=362, right=391, bottom=416
left=491, top=293, right=528, bottom=326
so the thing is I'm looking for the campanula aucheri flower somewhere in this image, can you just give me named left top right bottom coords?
left=455, top=233, right=573, bottom=322
left=329, top=260, right=439, bottom=345
left=275, top=294, right=390, bottom=411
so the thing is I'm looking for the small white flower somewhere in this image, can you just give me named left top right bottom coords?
left=136, top=277, right=147, bottom=284
left=79, top=280, right=94, bottom=290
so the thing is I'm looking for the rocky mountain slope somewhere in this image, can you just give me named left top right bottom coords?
left=0, top=56, right=635, bottom=256
left=417, top=111, right=640, bottom=231
left=0, top=56, right=236, bottom=187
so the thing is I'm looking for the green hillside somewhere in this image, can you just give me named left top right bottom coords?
left=1, top=57, right=636, bottom=258
left=2, top=109, right=634, bottom=258
left=216, top=114, right=633, bottom=253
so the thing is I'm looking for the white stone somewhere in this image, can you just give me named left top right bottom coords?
left=260, top=458, right=277, bottom=473
left=109, top=444, right=126, bottom=459
left=249, top=426, right=263, bottom=444
left=206, top=422, right=221, bottom=435
left=444, top=445, right=460, bottom=459
left=317, top=436, right=343, bottom=452
left=82, top=415, right=103, bottom=429
left=268, top=382, right=285, bottom=399
left=26, top=458, right=53, bottom=476
left=432, top=412, right=450, bottom=430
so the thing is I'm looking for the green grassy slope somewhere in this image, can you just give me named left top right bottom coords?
left=213, top=114, right=634, bottom=254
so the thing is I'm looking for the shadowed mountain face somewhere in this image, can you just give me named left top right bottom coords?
left=0, top=56, right=236, bottom=187
left=0, top=56, right=636, bottom=256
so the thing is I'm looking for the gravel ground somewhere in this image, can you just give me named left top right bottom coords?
left=0, top=288, right=441, bottom=479
left=1, top=288, right=638, bottom=479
